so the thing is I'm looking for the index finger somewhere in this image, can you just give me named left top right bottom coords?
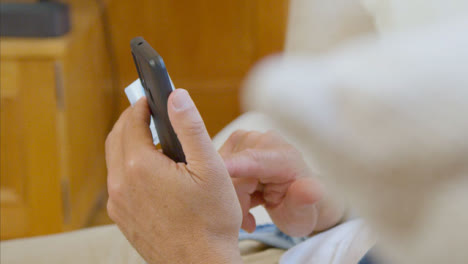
left=218, top=130, right=248, bottom=157
left=122, top=97, right=164, bottom=158
left=224, top=149, right=299, bottom=184
left=105, top=107, right=132, bottom=173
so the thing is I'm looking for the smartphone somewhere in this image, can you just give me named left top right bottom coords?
left=130, top=37, right=186, bottom=163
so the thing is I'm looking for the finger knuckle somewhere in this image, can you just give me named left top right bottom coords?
left=243, top=148, right=260, bottom=161
left=105, top=132, right=114, bottom=152
left=124, top=154, right=144, bottom=174
left=245, top=131, right=261, bottom=140
left=107, top=179, right=123, bottom=199
left=184, top=119, right=206, bottom=137
left=229, top=129, right=247, bottom=142
left=264, top=192, right=283, bottom=205
left=257, top=132, right=274, bottom=146
left=231, top=129, right=247, bottom=138
left=106, top=200, right=118, bottom=221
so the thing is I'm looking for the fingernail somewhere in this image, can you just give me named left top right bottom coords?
left=171, top=89, right=193, bottom=111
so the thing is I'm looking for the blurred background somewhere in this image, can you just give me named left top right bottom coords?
left=0, top=0, right=289, bottom=240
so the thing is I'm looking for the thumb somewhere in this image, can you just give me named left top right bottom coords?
left=168, top=89, right=218, bottom=166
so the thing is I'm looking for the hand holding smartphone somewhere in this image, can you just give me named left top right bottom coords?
left=130, top=37, right=186, bottom=163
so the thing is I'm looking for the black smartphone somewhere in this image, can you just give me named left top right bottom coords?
left=130, top=37, right=186, bottom=163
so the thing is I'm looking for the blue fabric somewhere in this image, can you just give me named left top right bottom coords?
left=238, top=224, right=308, bottom=250
left=359, top=248, right=378, bottom=264
left=239, top=224, right=380, bottom=264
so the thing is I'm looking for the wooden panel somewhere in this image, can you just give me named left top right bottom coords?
left=1, top=61, right=29, bottom=239
left=59, top=0, right=113, bottom=230
left=0, top=60, right=62, bottom=240
left=178, top=80, right=241, bottom=137
left=0, top=60, right=19, bottom=98
left=107, top=0, right=255, bottom=135
left=108, top=0, right=255, bottom=82
left=0, top=199, right=29, bottom=239
left=23, top=60, right=62, bottom=238
left=106, top=0, right=290, bottom=135
left=0, top=38, right=67, bottom=60
left=255, top=0, right=290, bottom=59
left=0, top=61, right=25, bottom=201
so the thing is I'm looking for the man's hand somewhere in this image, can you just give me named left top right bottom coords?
left=219, top=130, right=345, bottom=237
left=105, top=89, right=242, bottom=264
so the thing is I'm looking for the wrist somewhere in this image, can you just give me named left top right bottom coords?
left=190, top=244, right=243, bottom=264
left=199, top=247, right=243, bottom=264
left=183, top=233, right=243, bottom=264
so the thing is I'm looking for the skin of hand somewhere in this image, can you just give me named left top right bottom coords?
left=219, top=130, right=345, bottom=237
left=105, top=89, right=243, bottom=264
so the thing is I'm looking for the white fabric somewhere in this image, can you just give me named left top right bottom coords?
left=281, top=219, right=375, bottom=264
left=285, top=0, right=375, bottom=54
left=362, top=0, right=468, bottom=33
left=125, top=79, right=159, bottom=145
left=244, top=15, right=468, bottom=264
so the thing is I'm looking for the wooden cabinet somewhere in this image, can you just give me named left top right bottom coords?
left=0, top=1, right=114, bottom=240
